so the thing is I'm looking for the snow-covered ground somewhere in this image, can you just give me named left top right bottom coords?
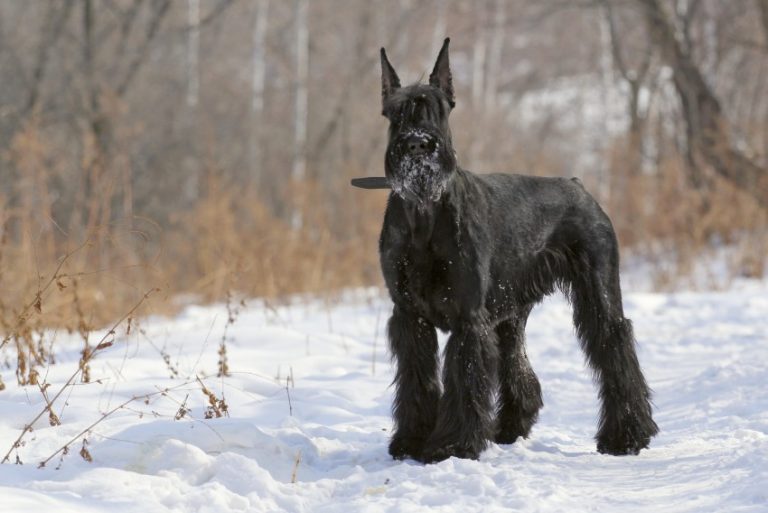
left=1, top=280, right=767, bottom=512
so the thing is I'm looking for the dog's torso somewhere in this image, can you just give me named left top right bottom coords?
left=380, top=168, right=614, bottom=331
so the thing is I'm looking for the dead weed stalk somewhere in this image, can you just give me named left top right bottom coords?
left=197, top=376, right=229, bottom=419
left=1, top=288, right=158, bottom=464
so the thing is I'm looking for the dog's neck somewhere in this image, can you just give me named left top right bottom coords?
left=400, top=168, right=467, bottom=247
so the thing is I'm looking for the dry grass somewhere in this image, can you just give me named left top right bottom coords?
left=0, top=278, right=242, bottom=468
left=601, top=139, right=767, bottom=290
left=2, top=122, right=763, bottom=341
left=164, top=172, right=385, bottom=303
left=1, top=143, right=764, bottom=334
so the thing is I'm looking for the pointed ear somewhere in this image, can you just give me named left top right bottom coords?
left=380, top=47, right=400, bottom=108
left=429, top=38, right=455, bottom=108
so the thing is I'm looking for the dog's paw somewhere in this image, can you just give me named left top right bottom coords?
left=596, top=434, right=648, bottom=455
left=596, top=417, right=658, bottom=456
left=419, top=439, right=482, bottom=463
left=495, top=414, right=538, bottom=445
left=388, top=435, right=425, bottom=461
left=494, top=428, right=527, bottom=445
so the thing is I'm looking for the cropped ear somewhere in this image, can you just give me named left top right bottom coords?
left=380, top=47, right=401, bottom=109
left=429, top=37, right=455, bottom=108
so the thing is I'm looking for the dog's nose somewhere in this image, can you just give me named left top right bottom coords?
left=404, top=134, right=433, bottom=156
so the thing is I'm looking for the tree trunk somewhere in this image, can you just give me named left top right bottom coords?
left=484, top=0, right=505, bottom=111
left=187, top=0, right=200, bottom=108
left=431, top=0, right=446, bottom=57
left=469, top=10, right=487, bottom=169
left=292, top=0, right=309, bottom=230
left=250, top=0, right=269, bottom=188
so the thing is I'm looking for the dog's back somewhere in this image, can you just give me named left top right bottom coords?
left=477, top=172, right=609, bottom=238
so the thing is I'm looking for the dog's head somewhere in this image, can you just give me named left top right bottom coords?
left=380, top=38, right=457, bottom=209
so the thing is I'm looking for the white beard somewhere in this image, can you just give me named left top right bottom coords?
left=391, top=146, right=447, bottom=208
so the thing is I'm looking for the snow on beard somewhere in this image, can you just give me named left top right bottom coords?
left=390, top=129, right=448, bottom=209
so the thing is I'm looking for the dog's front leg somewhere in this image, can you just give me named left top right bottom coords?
left=387, top=305, right=441, bottom=460
left=420, top=313, right=498, bottom=463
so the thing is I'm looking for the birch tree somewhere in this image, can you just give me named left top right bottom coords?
left=250, top=0, right=269, bottom=186
left=292, top=0, right=309, bottom=229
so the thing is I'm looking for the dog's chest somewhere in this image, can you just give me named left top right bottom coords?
left=406, top=249, right=457, bottom=322
left=386, top=208, right=468, bottom=329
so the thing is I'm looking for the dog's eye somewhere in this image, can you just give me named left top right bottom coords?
left=382, top=106, right=397, bottom=120
left=412, top=98, right=425, bottom=112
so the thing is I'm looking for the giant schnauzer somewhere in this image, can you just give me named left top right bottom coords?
left=372, top=38, right=658, bottom=464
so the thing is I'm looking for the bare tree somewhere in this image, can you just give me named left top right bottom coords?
left=484, top=0, right=506, bottom=110
left=187, top=0, right=200, bottom=108
left=636, top=0, right=768, bottom=208
left=292, top=0, right=309, bottom=229
left=292, top=0, right=309, bottom=183
left=601, top=1, right=653, bottom=142
left=250, top=0, right=269, bottom=186
left=431, top=0, right=447, bottom=56
left=26, top=1, right=73, bottom=114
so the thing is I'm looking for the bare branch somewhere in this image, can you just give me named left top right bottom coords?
left=0, top=241, right=89, bottom=351
left=26, top=1, right=74, bottom=113
left=600, top=0, right=631, bottom=81
left=112, top=0, right=145, bottom=68
left=198, top=0, right=236, bottom=29
left=116, top=0, right=172, bottom=97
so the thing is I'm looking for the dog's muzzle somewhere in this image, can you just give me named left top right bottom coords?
left=389, top=131, right=449, bottom=208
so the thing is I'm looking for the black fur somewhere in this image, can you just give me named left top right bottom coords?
left=378, top=39, right=658, bottom=463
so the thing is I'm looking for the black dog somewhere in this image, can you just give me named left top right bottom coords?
left=377, top=38, right=658, bottom=463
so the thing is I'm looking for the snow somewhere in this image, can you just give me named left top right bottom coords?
left=1, top=281, right=767, bottom=512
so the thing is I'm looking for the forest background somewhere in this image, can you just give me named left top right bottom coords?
left=1, top=0, right=767, bottom=335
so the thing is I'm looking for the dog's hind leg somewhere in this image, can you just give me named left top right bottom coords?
left=495, top=304, right=543, bottom=444
left=387, top=306, right=441, bottom=460
left=420, top=312, right=498, bottom=463
left=569, top=234, right=659, bottom=455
